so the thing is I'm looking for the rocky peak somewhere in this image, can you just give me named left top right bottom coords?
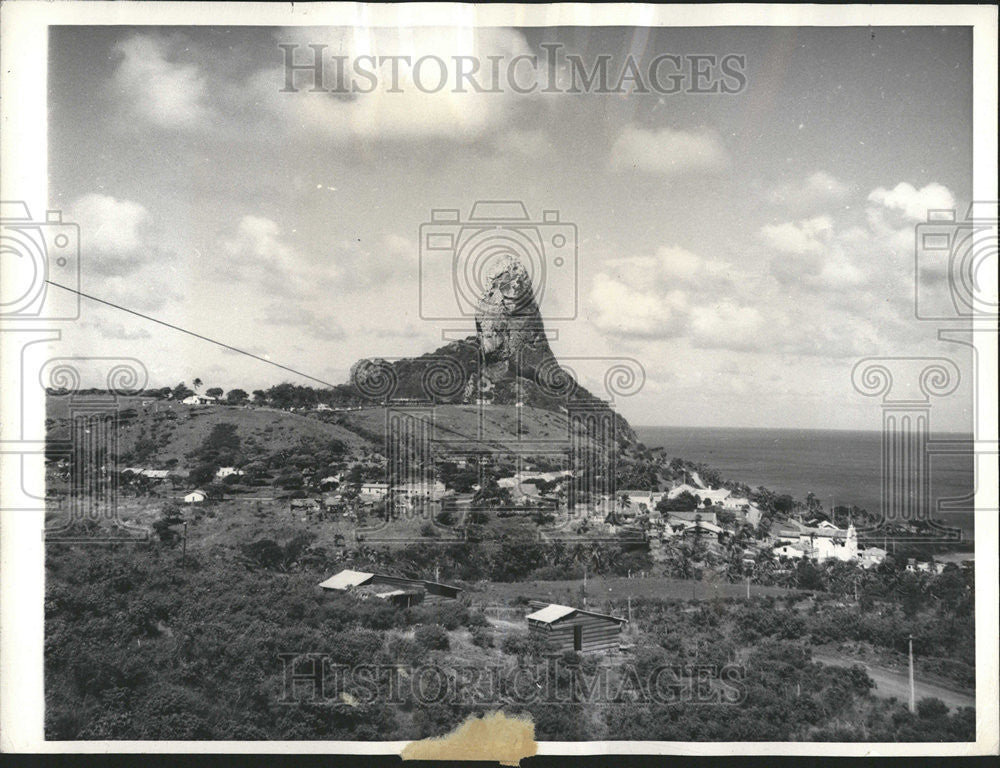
left=474, top=256, right=555, bottom=379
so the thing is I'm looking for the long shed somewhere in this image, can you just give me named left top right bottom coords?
left=525, top=603, right=627, bottom=654
left=317, top=569, right=461, bottom=605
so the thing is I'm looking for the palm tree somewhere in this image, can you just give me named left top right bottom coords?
left=192, top=378, right=203, bottom=393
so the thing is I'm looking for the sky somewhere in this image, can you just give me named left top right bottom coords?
left=47, top=25, right=975, bottom=430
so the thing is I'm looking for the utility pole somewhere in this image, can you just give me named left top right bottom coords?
left=583, top=566, right=588, bottom=607
left=746, top=574, right=751, bottom=600
left=908, top=634, right=916, bottom=713
left=181, top=521, right=188, bottom=570
left=627, top=595, right=632, bottom=625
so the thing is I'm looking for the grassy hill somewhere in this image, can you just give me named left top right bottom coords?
left=45, top=397, right=371, bottom=469
left=337, top=403, right=623, bottom=454
left=45, top=396, right=629, bottom=472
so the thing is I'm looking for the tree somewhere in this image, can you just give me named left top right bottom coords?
left=226, top=389, right=249, bottom=405
left=805, top=492, right=823, bottom=519
left=773, top=495, right=796, bottom=515
left=192, top=378, right=203, bottom=392
left=172, top=382, right=194, bottom=400
left=414, top=624, right=449, bottom=651
left=205, top=387, right=224, bottom=399
left=657, top=491, right=699, bottom=513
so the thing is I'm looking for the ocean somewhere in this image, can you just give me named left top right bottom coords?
left=633, top=426, right=976, bottom=540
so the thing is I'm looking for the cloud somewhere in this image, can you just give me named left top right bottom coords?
left=760, top=215, right=833, bottom=255
left=608, top=126, right=727, bottom=174
left=112, top=34, right=215, bottom=129
left=221, top=215, right=340, bottom=298
left=68, top=194, right=151, bottom=276
left=689, top=302, right=765, bottom=350
left=589, top=275, right=689, bottom=339
left=250, top=27, right=536, bottom=142
left=603, top=245, right=732, bottom=288
left=867, top=182, right=955, bottom=222
left=769, top=171, right=851, bottom=207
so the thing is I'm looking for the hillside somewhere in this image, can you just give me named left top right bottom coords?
left=45, top=397, right=371, bottom=470
left=44, top=395, right=634, bottom=473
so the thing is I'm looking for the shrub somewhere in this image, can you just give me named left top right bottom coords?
left=385, top=634, right=428, bottom=666
left=407, top=602, right=469, bottom=631
left=419, top=522, right=437, bottom=538
left=917, top=697, right=949, bottom=720
left=414, top=624, right=449, bottom=651
left=470, top=625, right=493, bottom=648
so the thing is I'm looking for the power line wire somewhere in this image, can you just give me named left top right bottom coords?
left=46, top=280, right=339, bottom=388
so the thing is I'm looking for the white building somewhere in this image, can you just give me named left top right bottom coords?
left=774, top=524, right=859, bottom=563
left=184, top=489, right=206, bottom=503
left=215, top=466, right=244, bottom=479
left=721, top=495, right=751, bottom=510
left=359, top=482, right=389, bottom=499
left=859, top=547, right=888, bottom=569
left=182, top=395, right=217, bottom=405
left=667, top=483, right=732, bottom=506
left=617, top=490, right=666, bottom=511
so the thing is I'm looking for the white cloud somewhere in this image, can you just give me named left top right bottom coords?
left=221, top=215, right=340, bottom=298
left=690, top=302, right=764, bottom=350
left=112, top=34, right=214, bottom=129
left=867, top=182, right=955, bottom=222
left=589, top=275, right=688, bottom=339
left=68, top=194, right=151, bottom=275
left=769, top=171, right=851, bottom=207
left=251, top=27, right=536, bottom=142
left=603, top=245, right=731, bottom=288
left=70, top=194, right=149, bottom=254
left=760, top=215, right=834, bottom=255
left=608, top=126, right=728, bottom=174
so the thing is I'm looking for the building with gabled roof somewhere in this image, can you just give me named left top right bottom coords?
left=317, top=568, right=461, bottom=605
left=525, top=602, right=627, bottom=653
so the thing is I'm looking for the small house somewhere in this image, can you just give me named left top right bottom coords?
left=181, top=394, right=217, bottom=405
left=183, top=489, right=206, bottom=504
left=318, top=569, right=461, bottom=606
left=359, top=482, right=389, bottom=500
left=525, top=603, right=627, bottom=654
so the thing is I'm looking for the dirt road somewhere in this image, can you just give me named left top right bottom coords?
left=813, top=652, right=975, bottom=712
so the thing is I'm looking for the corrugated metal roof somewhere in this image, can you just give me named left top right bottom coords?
left=318, top=569, right=374, bottom=590
left=526, top=603, right=628, bottom=625
left=526, top=604, right=577, bottom=623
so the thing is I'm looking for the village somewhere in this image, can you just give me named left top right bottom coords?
left=42, top=385, right=978, bottom=742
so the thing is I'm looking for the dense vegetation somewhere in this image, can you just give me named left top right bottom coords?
left=46, top=528, right=974, bottom=741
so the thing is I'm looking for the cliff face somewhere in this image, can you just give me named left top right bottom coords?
left=475, top=257, right=554, bottom=377
left=344, top=256, right=637, bottom=445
